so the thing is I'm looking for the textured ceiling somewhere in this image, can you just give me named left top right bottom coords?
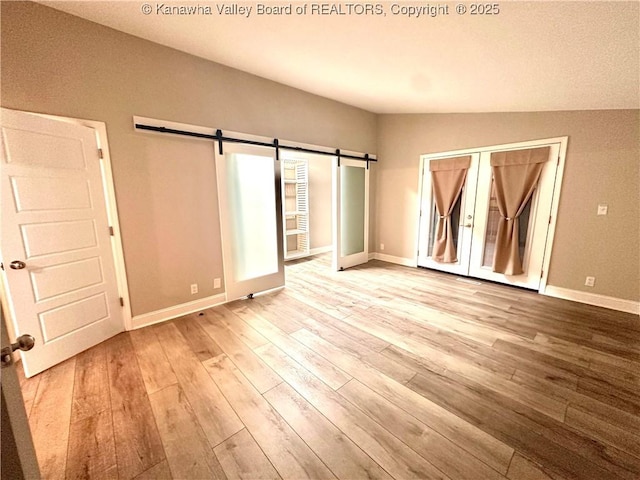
left=40, top=1, right=639, bottom=113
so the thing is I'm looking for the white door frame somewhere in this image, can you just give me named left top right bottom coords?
left=416, top=136, right=568, bottom=293
left=0, top=109, right=131, bottom=333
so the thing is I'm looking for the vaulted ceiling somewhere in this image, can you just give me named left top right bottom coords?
left=40, top=1, right=639, bottom=114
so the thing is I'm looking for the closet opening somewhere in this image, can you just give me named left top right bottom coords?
left=280, top=151, right=334, bottom=265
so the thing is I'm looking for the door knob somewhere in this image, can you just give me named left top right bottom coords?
left=1, top=334, right=36, bottom=368
left=10, top=260, right=26, bottom=270
left=465, top=223, right=472, bottom=228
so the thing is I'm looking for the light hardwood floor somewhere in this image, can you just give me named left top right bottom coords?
left=17, top=255, right=640, bottom=480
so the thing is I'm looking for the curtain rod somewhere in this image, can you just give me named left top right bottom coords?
left=134, top=123, right=377, bottom=164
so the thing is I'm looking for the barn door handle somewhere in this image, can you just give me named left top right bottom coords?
left=10, top=260, right=26, bottom=270
left=1, top=334, right=36, bottom=368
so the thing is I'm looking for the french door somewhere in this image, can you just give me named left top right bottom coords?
left=418, top=139, right=564, bottom=291
left=417, top=153, right=480, bottom=276
left=333, top=158, right=370, bottom=271
left=215, top=143, right=285, bottom=301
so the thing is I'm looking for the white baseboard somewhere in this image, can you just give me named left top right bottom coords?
left=131, top=293, right=227, bottom=330
left=310, top=245, right=333, bottom=256
left=543, top=286, right=639, bottom=315
left=371, top=252, right=418, bottom=267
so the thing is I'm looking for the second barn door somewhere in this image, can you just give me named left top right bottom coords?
left=333, top=158, right=370, bottom=271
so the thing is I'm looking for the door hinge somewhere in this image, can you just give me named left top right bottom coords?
left=109, top=226, right=114, bottom=236
left=119, top=297, right=124, bottom=307
left=540, top=270, right=544, bottom=278
left=98, top=148, right=104, bottom=159
left=548, top=215, right=552, bottom=224
left=0, top=263, right=3, bottom=271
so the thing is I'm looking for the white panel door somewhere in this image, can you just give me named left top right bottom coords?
left=1, top=108, right=123, bottom=377
left=215, top=143, right=285, bottom=301
left=1, top=309, right=40, bottom=478
left=333, top=158, right=369, bottom=271
left=417, top=153, right=480, bottom=275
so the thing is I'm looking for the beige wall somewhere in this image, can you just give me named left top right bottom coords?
left=122, top=134, right=225, bottom=314
left=308, top=156, right=334, bottom=251
left=376, top=110, right=640, bottom=301
left=0, top=1, right=377, bottom=316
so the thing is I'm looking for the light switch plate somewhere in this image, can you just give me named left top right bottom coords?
left=597, top=204, right=608, bottom=216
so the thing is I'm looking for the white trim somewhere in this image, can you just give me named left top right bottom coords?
left=33, top=113, right=133, bottom=329
left=310, top=245, right=333, bottom=256
left=539, top=137, right=568, bottom=293
left=422, top=136, right=569, bottom=159
left=372, top=252, right=417, bottom=267
left=415, top=156, right=427, bottom=269
left=283, top=246, right=332, bottom=262
left=131, top=293, right=226, bottom=330
left=543, top=286, right=640, bottom=315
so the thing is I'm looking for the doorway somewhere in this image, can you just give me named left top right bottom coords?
left=278, top=150, right=371, bottom=273
left=280, top=151, right=334, bottom=262
left=417, top=137, right=567, bottom=291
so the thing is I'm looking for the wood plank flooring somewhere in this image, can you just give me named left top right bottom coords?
left=16, top=255, right=640, bottom=479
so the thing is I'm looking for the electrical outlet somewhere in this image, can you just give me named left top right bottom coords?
left=191, top=284, right=198, bottom=294
left=585, top=276, right=595, bottom=287
left=214, top=278, right=221, bottom=289
left=597, top=204, right=608, bottom=216
left=380, top=243, right=385, bottom=251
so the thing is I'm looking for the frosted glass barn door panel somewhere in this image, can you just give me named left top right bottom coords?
left=417, top=154, right=480, bottom=275
left=216, top=144, right=284, bottom=300
left=333, top=159, right=369, bottom=271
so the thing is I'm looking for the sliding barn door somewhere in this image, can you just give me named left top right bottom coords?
left=333, top=158, right=370, bottom=271
left=215, top=143, right=285, bottom=301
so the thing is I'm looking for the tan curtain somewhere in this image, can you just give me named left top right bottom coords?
left=430, top=156, right=471, bottom=263
left=490, top=147, right=550, bottom=275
